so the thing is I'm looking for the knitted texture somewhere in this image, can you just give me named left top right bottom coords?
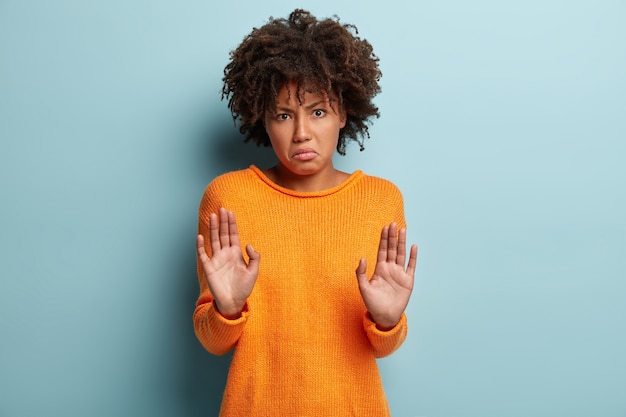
left=194, top=165, right=409, bottom=417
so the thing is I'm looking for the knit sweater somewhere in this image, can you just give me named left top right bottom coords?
left=194, top=165, right=409, bottom=417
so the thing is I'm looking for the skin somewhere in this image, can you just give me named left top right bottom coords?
left=197, top=81, right=418, bottom=329
left=262, top=81, right=349, bottom=192
left=197, top=208, right=260, bottom=320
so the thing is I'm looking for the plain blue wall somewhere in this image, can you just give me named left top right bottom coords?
left=1, top=1, right=625, bottom=416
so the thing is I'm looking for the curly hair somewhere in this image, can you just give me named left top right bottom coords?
left=221, top=9, right=382, bottom=155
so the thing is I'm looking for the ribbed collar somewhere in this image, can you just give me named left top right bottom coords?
left=248, top=165, right=364, bottom=198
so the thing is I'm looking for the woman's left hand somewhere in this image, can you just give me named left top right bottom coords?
left=356, top=222, right=418, bottom=330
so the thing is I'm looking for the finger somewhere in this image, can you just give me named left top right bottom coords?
left=396, top=227, right=407, bottom=266
left=245, top=244, right=261, bottom=276
left=209, top=212, right=221, bottom=254
left=377, top=225, right=389, bottom=263
left=228, top=210, right=241, bottom=248
left=218, top=207, right=230, bottom=248
left=406, top=244, right=418, bottom=277
left=355, top=258, right=368, bottom=288
left=197, top=234, right=209, bottom=262
left=387, top=222, right=398, bottom=263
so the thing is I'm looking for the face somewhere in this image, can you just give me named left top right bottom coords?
left=264, top=81, right=346, bottom=182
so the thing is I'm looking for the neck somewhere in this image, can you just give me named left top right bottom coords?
left=266, top=165, right=348, bottom=192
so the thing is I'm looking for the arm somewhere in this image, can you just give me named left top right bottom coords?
left=356, top=222, right=418, bottom=357
left=193, top=205, right=260, bottom=355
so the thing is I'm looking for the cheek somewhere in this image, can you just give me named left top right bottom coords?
left=265, top=126, right=287, bottom=150
left=263, top=122, right=276, bottom=140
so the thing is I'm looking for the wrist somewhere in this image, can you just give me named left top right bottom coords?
left=214, top=300, right=246, bottom=320
left=367, top=311, right=400, bottom=331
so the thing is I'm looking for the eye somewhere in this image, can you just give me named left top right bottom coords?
left=313, top=109, right=326, bottom=118
left=275, top=113, right=290, bottom=121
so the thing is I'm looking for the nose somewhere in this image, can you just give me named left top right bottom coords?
left=293, top=116, right=312, bottom=142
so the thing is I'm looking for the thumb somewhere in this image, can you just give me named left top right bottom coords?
left=355, top=258, right=368, bottom=288
left=246, top=244, right=260, bottom=274
left=196, top=234, right=208, bottom=259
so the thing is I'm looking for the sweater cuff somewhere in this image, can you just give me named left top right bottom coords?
left=363, top=312, right=408, bottom=358
left=212, top=300, right=250, bottom=323
left=194, top=300, right=249, bottom=355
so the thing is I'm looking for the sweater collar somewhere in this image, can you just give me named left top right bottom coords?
left=248, top=165, right=364, bottom=198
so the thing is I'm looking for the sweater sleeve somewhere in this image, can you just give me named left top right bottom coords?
left=192, top=177, right=249, bottom=355
left=363, top=312, right=408, bottom=358
left=193, top=293, right=249, bottom=356
left=362, top=179, right=410, bottom=358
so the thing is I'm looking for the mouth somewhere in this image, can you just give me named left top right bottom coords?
left=291, top=147, right=318, bottom=161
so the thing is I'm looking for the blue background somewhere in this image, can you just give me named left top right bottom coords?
left=1, top=1, right=625, bottom=416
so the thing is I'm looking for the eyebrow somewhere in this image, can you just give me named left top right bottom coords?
left=275, top=100, right=328, bottom=113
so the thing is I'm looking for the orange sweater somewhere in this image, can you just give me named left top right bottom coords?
left=194, top=165, right=409, bottom=417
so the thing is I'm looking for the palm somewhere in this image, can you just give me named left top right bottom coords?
left=356, top=223, right=418, bottom=330
left=202, top=245, right=257, bottom=307
left=197, top=208, right=260, bottom=319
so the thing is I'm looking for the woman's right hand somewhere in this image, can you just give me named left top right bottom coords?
left=197, top=207, right=260, bottom=319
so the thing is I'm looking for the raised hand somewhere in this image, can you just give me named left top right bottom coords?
left=356, top=222, right=418, bottom=330
left=197, top=207, right=260, bottom=319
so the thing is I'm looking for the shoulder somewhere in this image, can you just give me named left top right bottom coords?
left=198, top=167, right=259, bottom=216
left=202, top=167, right=257, bottom=196
left=359, top=173, right=407, bottom=225
left=358, top=172, right=404, bottom=197
left=352, top=172, right=405, bottom=211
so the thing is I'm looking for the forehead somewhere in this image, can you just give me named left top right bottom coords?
left=274, top=81, right=333, bottom=106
